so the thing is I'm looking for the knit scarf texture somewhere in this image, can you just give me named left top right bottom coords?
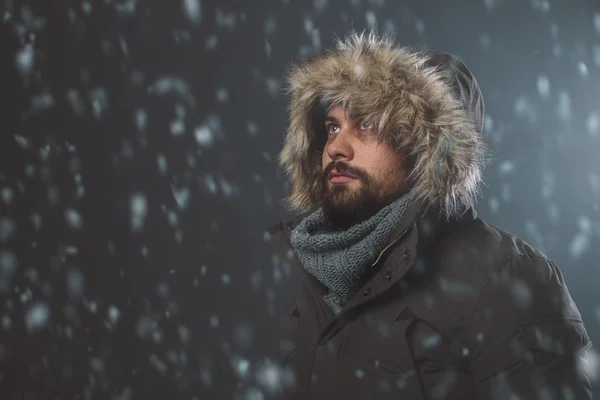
left=290, top=190, right=416, bottom=315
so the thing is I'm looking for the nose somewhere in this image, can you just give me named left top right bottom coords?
left=325, top=130, right=354, bottom=161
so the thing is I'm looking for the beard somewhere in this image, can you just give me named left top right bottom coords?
left=320, top=161, right=403, bottom=231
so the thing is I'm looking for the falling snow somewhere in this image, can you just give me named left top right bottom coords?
left=0, top=1, right=598, bottom=398
left=194, top=124, right=213, bottom=147
left=25, top=302, right=50, bottom=332
left=130, top=193, right=148, bottom=232
left=182, top=0, right=202, bottom=25
left=148, top=76, right=195, bottom=107
left=65, top=208, right=83, bottom=229
left=15, top=43, right=35, bottom=76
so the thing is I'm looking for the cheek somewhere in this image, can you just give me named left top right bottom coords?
left=373, top=154, right=403, bottom=182
left=321, top=151, right=329, bottom=169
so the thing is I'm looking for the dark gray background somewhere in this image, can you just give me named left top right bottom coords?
left=1, top=0, right=599, bottom=398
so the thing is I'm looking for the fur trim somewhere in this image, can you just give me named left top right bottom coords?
left=278, top=31, right=489, bottom=219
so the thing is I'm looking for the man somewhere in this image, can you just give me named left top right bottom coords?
left=267, top=32, right=593, bottom=399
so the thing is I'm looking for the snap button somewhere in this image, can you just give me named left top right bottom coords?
left=385, top=271, right=392, bottom=281
left=403, top=250, right=410, bottom=259
left=363, top=288, right=371, bottom=296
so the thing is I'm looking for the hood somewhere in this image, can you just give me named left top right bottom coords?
left=277, top=31, right=489, bottom=219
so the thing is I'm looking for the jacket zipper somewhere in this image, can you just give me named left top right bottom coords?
left=283, top=225, right=413, bottom=399
left=322, top=226, right=411, bottom=341
left=287, top=226, right=412, bottom=362
left=370, top=227, right=409, bottom=267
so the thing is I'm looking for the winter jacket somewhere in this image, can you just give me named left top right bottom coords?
left=268, top=204, right=593, bottom=399
left=269, top=31, right=593, bottom=399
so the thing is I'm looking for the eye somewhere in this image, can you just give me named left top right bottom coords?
left=325, top=123, right=340, bottom=134
left=359, top=120, right=375, bottom=130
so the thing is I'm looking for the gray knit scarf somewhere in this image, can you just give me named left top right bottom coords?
left=290, top=190, right=416, bottom=315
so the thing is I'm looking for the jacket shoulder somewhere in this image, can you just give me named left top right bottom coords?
left=408, top=217, right=553, bottom=322
left=438, top=217, right=587, bottom=338
left=463, top=232, right=592, bottom=395
left=410, top=217, right=589, bottom=349
left=436, top=217, right=550, bottom=289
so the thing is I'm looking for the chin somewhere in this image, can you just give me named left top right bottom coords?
left=327, top=185, right=358, bottom=200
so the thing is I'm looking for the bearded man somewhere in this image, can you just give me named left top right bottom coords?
left=267, top=32, right=593, bottom=399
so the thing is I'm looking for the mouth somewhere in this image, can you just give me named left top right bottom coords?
left=330, top=176, right=355, bottom=183
left=329, top=170, right=358, bottom=183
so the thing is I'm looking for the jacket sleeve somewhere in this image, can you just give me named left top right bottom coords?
left=468, top=255, right=593, bottom=399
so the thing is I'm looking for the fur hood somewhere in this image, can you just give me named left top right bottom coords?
left=278, top=31, right=489, bottom=219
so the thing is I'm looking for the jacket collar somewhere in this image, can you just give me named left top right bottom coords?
left=267, top=204, right=478, bottom=310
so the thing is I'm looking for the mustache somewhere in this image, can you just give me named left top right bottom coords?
left=323, top=161, right=366, bottom=180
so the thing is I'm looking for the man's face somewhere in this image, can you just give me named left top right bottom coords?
left=320, top=104, right=409, bottom=230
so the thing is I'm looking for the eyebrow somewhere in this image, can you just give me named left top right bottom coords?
left=324, top=115, right=338, bottom=123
